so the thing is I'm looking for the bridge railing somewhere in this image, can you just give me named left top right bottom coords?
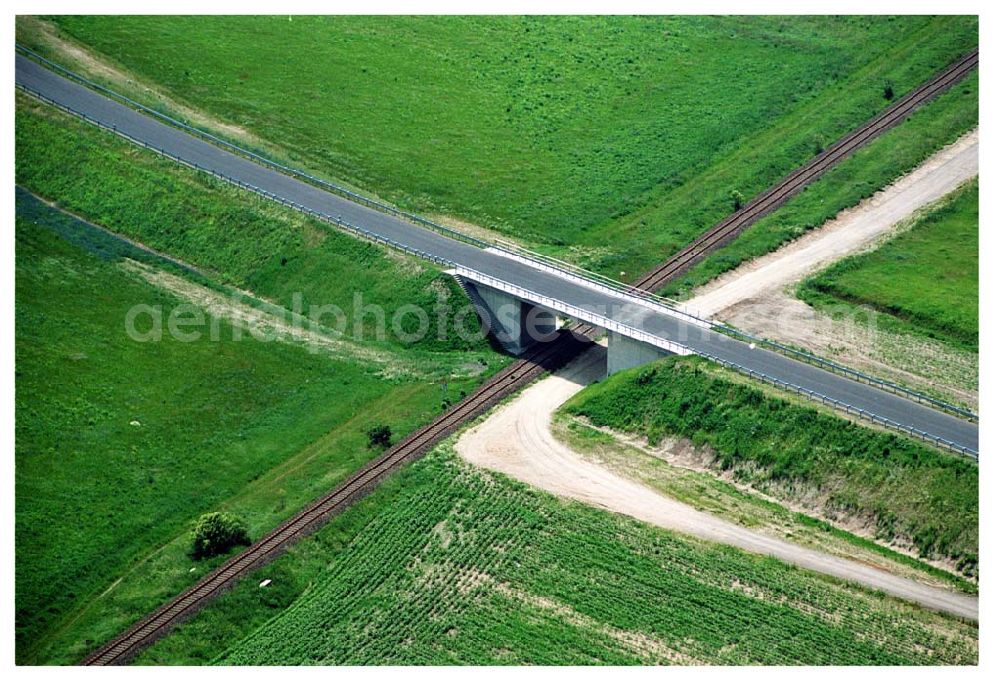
left=16, top=44, right=489, bottom=251
left=453, top=266, right=693, bottom=356
left=487, top=243, right=712, bottom=330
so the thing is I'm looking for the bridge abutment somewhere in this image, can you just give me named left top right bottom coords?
left=606, top=331, right=673, bottom=375
left=458, top=278, right=558, bottom=355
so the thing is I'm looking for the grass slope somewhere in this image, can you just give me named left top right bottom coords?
left=23, top=16, right=977, bottom=270
left=799, top=181, right=978, bottom=351
left=15, top=95, right=488, bottom=357
left=14, top=99, right=506, bottom=663
left=142, top=449, right=976, bottom=665
left=563, top=357, right=978, bottom=575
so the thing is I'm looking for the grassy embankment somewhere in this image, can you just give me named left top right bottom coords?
left=562, top=357, right=978, bottom=575
left=138, top=447, right=976, bottom=666
left=15, top=96, right=505, bottom=664
left=798, top=181, right=978, bottom=352
left=21, top=15, right=978, bottom=279
left=552, top=413, right=975, bottom=594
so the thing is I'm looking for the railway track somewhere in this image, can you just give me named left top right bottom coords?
left=633, top=48, right=979, bottom=292
left=80, top=50, right=976, bottom=665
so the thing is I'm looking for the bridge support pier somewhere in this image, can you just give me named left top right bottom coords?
left=606, top=331, right=673, bottom=375
left=458, top=278, right=558, bottom=355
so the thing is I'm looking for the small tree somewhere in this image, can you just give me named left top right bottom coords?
left=729, top=189, right=745, bottom=212
left=367, top=424, right=392, bottom=449
left=190, top=512, right=250, bottom=560
left=883, top=81, right=894, bottom=101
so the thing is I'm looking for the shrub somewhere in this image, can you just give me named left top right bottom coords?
left=190, top=512, right=251, bottom=560
left=367, top=424, right=392, bottom=449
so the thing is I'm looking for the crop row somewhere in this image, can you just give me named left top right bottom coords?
left=220, top=452, right=977, bottom=665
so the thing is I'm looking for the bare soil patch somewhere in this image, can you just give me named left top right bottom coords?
left=686, top=130, right=979, bottom=407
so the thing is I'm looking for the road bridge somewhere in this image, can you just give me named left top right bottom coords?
left=15, top=52, right=979, bottom=456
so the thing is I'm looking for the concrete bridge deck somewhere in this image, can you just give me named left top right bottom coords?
left=15, top=53, right=978, bottom=455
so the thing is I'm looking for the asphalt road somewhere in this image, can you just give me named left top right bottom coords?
left=15, top=54, right=979, bottom=454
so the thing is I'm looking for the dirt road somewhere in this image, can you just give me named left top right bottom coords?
left=456, top=345, right=978, bottom=621
left=687, top=129, right=978, bottom=318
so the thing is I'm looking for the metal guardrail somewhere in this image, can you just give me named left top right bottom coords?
left=489, top=245, right=978, bottom=424
left=458, top=264, right=977, bottom=458
left=698, top=352, right=978, bottom=460
left=714, top=323, right=978, bottom=422
left=19, top=61, right=979, bottom=454
left=15, top=44, right=489, bottom=251
left=16, top=84, right=458, bottom=272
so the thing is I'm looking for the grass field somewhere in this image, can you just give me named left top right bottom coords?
left=798, top=181, right=978, bottom=351
left=137, top=448, right=976, bottom=665
left=20, top=16, right=977, bottom=280
left=14, top=16, right=981, bottom=665
left=14, top=98, right=506, bottom=664
left=562, top=357, right=978, bottom=575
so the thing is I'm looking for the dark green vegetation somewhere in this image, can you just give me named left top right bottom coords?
left=15, top=101, right=504, bottom=664
left=138, top=449, right=976, bottom=665
left=14, top=15, right=981, bottom=665
left=191, top=513, right=251, bottom=560
left=799, top=181, right=978, bottom=351
left=23, top=16, right=977, bottom=279
left=564, top=357, right=978, bottom=575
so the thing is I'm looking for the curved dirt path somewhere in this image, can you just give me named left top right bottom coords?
left=687, top=129, right=978, bottom=318
left=456, top=345, right=978, bottom=621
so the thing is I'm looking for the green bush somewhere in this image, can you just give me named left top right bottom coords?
left=190, top=512, right=251, bottom=560
left=366, top=424, right=392, bottom=450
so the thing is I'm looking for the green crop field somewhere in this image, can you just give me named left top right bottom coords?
left=20, top=16, right=977, bottom=281
left=14, top=98, right=506, bottom=664
left=139, top=449, right=976, bottom=665
left=798, top=181, right=978, bottom=351
left=563, top=357, right=978, bottom=575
